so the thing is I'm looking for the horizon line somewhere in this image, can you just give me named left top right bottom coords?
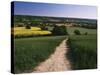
left=14, top=14, right=97, bottom=20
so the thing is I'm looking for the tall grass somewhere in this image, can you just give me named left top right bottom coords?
left=14, top=36, right=66, bottom=73
left=67, top=35, right=97, bottom=70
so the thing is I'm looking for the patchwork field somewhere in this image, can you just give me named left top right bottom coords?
left=14, top=36, right=66, bottom=73
left=13, top=26, right=97, bottom=73
left=12, top=4, right=97, bottom=74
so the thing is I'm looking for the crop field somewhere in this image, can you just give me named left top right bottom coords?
left=14, top=27, right=41, bottom=31
left=66, top=26, right=97, bottom=69
left=67, top=34, right=97, bottom=69
left=14, top=36, right=66, bottom=73
left=67, top=27, right=97, bottom=35
left=13, top=25, right=97, bottom=73
left=12, top=27, right=52, bottom=37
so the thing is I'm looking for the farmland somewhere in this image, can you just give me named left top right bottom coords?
left=12, top=27, right=52, bottom=38
left=12, top=15, right=97, bottom=73
left=14, top=36, right=66, bottom=73
left=67, top=27, right=97, bottom=35
left=67, top=26, right=97, bottom=69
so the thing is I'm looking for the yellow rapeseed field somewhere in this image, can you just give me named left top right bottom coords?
left=14, top=27, right=41, bottom=31
left=12, top=27, right=52, bottom=36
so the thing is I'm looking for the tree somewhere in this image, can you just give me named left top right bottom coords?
left=52, top=25, right=68, bottom=35
left=17, top=23, right=24, bottom=27
left=41, top=26, right=48, bottom=30
left=74, top=29, right=81, bottom=35
left=84, top=32, right=88, bottom=35
left=25, top=25, right=31, bottom=29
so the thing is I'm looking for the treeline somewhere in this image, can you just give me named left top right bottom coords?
left=73, top=22, right=97, bottom=29
left=13, top=15, right=97, bottom=28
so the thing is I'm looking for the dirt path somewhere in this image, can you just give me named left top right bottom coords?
left=33, top=39, right=71, bottom=72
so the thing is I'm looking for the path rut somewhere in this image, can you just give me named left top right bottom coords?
left=33, top=38, right=71, bottom=72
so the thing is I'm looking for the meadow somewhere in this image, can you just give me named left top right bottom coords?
left=67, top=27, right=97, bottom=69
left=67, top=27, right=97, bottom=35
left=14, top=36, right=66, bottom=73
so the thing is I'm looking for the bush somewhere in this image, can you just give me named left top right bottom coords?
left=41, top=26, right=48, bottom=30
left=17, top=23, right=24, bottom=27
left=52, top=25, right=68, bottom=35
left=26, top=25, right=31, bottom=29
left=74, top=29, right=81, bottom=35
left=84, top=32, right=88, bottom=35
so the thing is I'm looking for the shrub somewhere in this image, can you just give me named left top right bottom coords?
left=17, top=23, right=24, bottom=27
left=26, top=25, right=31, bottom=29
left=84, top=32, right=88, bottom=35
left=41, top=26, right=48, bottom=30
left=74, top=29, right=81, bottom=35
left=52, top=25, right=68, bottom=35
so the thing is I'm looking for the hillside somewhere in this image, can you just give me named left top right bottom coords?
left=13, top=15, right=97, bottom=28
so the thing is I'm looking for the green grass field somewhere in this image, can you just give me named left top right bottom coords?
left=67, top=26, right=97, bottom=69
left=14, top=36, right=66, bottom=73
left=14, top=26, right=97, bottom=73
left=67, top=27, right=97, bottom=35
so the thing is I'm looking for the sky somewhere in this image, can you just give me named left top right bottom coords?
left=13, top=1, right=97, bottom=19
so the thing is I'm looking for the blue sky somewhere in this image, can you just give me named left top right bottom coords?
left=14, top=1, right=97, bottom=19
